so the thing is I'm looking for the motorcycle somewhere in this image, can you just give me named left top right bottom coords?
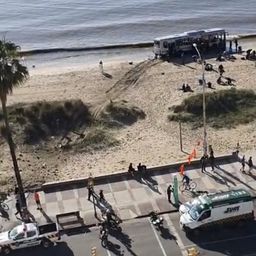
left=150, top=211, right=164, bottom=228
left=99, top=226, right=109, bottom=247
left=102, top=210, right=122, bottom=232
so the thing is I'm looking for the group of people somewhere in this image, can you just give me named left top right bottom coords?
left=240, top=156, right=253, bottom=173
left=128, top=162, right=147, bottom=177
left=181, top=83, right=193, bottom=92
left=200, top=145, right=216, bottom=173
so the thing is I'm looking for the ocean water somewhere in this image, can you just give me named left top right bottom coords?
left=1, top=0, right=256, bottom=52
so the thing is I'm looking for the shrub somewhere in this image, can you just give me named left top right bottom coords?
left=168, top=89, right=256, bottom=128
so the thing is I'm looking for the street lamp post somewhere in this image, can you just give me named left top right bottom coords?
left=193, top=43, right=207, bottom=156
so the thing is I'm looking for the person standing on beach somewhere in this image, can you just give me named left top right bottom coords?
left=240, top=155, right=245, bottom=173
left=248, top=156, right=253, bottom=173
left=99, top=60, right=104, bottom=74
left=209, top=145, right=215, bottom=171
left=229, top=41, right=232, bottom=52
left=234, top=39, right=238, bottom=53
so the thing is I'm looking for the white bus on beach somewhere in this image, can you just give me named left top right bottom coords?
left=153, top=28, right=226, bottom=58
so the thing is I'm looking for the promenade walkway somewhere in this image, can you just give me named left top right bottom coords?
left=1, top=153, right=256, bottom=232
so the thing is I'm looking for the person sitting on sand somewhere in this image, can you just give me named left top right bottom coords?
left=218, top=64, right=225, bottom=76
left=185, top=84, right=193, bottom=92
left=207, top=82, right=213, bottom=89
left=182, top=83, right=186, bottom=92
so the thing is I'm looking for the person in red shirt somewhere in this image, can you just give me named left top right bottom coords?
left=34, top=191, right=42, bottom=210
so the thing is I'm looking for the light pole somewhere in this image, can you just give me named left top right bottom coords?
left=193, top=43, right=207, bottom=156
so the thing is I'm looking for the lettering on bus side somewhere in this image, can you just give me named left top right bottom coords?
left=224, top=206, right=240, bottom=214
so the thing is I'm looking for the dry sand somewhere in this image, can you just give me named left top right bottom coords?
left=1, top=50, right=256, bottom=189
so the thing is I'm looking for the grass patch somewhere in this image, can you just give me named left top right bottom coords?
left=168, top=88, right=256, bottom=129
left=100, top=100, right=146, bottom=127
left=0, top=100, right=92, bottom=144
left=76, top=126, right=119, bottom=151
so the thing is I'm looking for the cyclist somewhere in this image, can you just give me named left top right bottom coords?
left=182, top=174, right=191, bottom=190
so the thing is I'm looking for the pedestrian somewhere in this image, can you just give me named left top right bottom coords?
left=128, top=163, right=136, bottom=177
left=234, top=39, right=238, bottom=53
left=34, top=191, right=42, bottom=210
left=248, top=156, right=253, bottom=173
left=88, top=185, right=94, bottom=201
left=167, top=185, right=173, bottom=203
left=229, top=40, right=232, bottom=52
left=99, top=60, right=104, bottom=74
left=99, top=190, right=105, bottom=202
left=15, top=200, right=21, bottom=217
left=209, top=145, right=215, bottom=171
left=240, top=155, right=245, bottom=173
left=200, top=154, right=208, bottom=173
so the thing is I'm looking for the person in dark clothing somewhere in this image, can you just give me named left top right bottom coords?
left=15, top=200, right=21, bottom=217
left=128, top=163, right=136, bottom=176
left=234, top=39, right=238, bottom=53
left=248, top=156, right=253, bottom=173
left=229, top=41, right=232, bottom=52
left=99, top=190, right=105, bottom=202
left=240, top=155, right=245, bottom=173
left=201, top=154, right=208, bottom=173
left=218, top=64, right=225, bottom=76
left=182, top=174, right=191, bottom=189
left=137, top=163, right=143, bottom=174
left=88, top=185, right=94, bottom=201
left=167, top=185, right=173, bottom=203
left=209, top=146, right=215, bottom=171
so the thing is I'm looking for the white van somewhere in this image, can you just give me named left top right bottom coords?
left=179, top=189, right=254, bottom=233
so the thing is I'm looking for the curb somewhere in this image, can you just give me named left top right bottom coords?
left=42, top=153, right=235, bottom=191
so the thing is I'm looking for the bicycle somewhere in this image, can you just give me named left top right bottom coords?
left=179, top=181, right=197, bottom=192
left=0, top=201, right=9, bottom=211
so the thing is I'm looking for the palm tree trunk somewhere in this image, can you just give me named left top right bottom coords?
left=0, top=96, right=27, bottom=209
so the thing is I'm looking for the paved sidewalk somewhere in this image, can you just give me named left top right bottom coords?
left=1, top=154, right=256, bottom=232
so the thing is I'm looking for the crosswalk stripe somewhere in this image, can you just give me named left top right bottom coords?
left=149, top=220, right=167, bottom=256
left=163, top=215, right=189, bottom=256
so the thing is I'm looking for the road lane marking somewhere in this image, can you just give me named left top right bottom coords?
left=149, top=220, right=168, bottom=256
left=106, top=248, right=112, bottom=256
left=163, top=215, right=188, bottom=256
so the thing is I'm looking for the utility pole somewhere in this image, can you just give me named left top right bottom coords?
left=193, top=43, right=208, bottom=156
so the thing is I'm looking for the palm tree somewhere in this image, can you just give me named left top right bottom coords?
left=0, top=39, right=29, bottom=209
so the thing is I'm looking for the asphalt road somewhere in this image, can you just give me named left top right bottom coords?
left=9, top=213, right=256, bottom=256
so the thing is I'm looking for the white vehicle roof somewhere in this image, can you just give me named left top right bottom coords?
left=154, top=28, right=225, bottom=41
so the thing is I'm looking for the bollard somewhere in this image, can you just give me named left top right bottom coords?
left=91, top=246, right=97, bottom=256
left=187, top=247, right=200, bottom=256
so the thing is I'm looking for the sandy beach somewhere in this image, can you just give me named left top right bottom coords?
left=1, top=44, right=256, bottom=191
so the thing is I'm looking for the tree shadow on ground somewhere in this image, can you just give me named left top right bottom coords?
left=105, top=241, right=124, bottom=256
left=109, top=229, right=138, bottom=256
left=159, top=225, right=177, bottom=241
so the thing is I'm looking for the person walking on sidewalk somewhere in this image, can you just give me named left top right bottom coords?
left=34, top=191, right=42, bottom=210
left=88, top=185, right=94, bottom=201
left=167, top=185, right=173, bottom=203
left=248, top=156, right=253, bottom=173
left=15, top=200, right=21, bottom=217
left=99, top=190, right=105, bottom=202
left=240, top=155, right=245, bottom=173
left=200, top=154, right=208, bottom=173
